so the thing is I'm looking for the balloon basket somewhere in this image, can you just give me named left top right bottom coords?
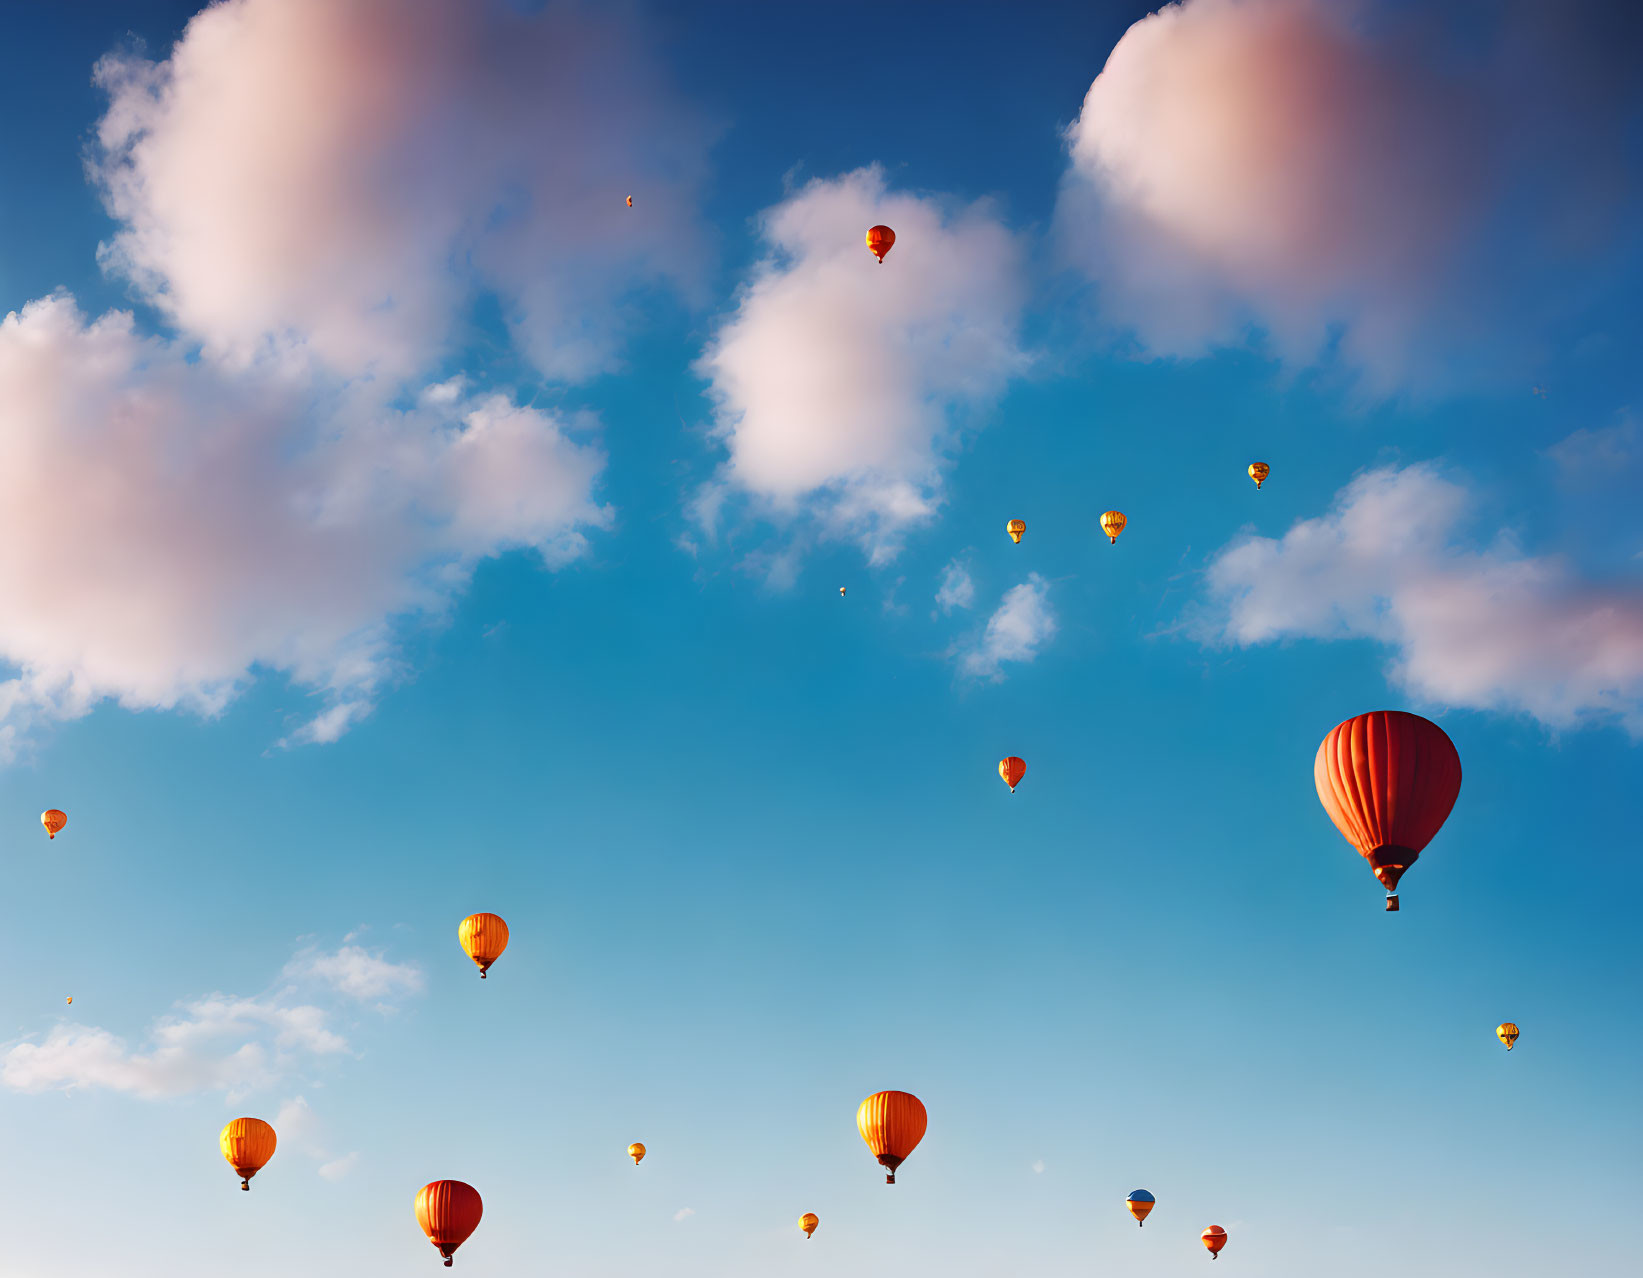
left=1385, top=894, right=1400, bottom=912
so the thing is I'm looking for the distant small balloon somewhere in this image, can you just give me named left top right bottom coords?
left=839, top=586, right=846, bottom=597
left=800, top=1212, right=819, bottom=1238
left=1202, top=1226, right=1228, bottom=1259
left=626, top=195, right=633, bottom=208
left=628, top=1142, right=646, bottom=1165
left=1126, top=1189, right=1155, bottom=1226
left=1497, top=1022, right=1520, bottom=1051
left=866, top=224, right=895, bottom=263
left=41, top=809, right=67, bottom=839
left=999, top=756, right=1027, bottom=794
left=65, top=996, right=72, bottom=1005
left=1006, top=519, right=1026, bottom=544
left=1099, top=511, right=1126, bottom=544
left=1248, top=461, right=1270, bottom=490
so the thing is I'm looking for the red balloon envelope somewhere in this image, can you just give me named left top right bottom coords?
left=1314, top=711, right=1461, bottom=911
left=416, top=1181, right=483, bottom=1267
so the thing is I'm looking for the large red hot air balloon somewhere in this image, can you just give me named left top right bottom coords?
left=415, top=1181, right=483, bottom=1267
left=1314, top=711, right=1461, bottom=912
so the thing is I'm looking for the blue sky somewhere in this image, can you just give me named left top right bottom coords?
left=1, top=1, right=1640, bottom=1275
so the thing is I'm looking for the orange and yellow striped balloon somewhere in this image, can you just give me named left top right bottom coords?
left=458, top=913, right=509, bottom=979
left=41, top=809, right=67, bottom=839
left=857, top=1090, right=927, bottom=1184
left=1099, top=511, right=1126, bottom=544
left=800, top=1212, right=819, bottom=1238
left=1497, top=1022, right=1519, bottom=1050
left=220, top=1117, right=277, bottom=1190
left=1248, top=462, right=1270, bottom=490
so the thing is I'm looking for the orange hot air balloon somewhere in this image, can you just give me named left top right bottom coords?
left=866, top=224, right=895, bottom=263
left=999, top=756, right=1027, bottom=793
left=416, top=1181, right=483, bottom=1268
left=1099, top=511, right=1126, bottom=544
left=220, top=1117, right=277, bottom=1191
left=1006, top=519, right=1026, bottom=544
left=41, top=810, right=66, bottom=839
left=857, top=1090, right=927, bottom=1184
left=1315, top=711, right=1462, bottom=912
left=1248, top=461, right=1270, bottom=490
left=65, top=996, right=72, bottom=1005
left=628, top=1142, right=646, bottom=1165
left=626, top=195, right=633, bottom=208
left=1497, top=1022, right=1520, bottom=1050
left=458, top=913, right=509, bottom=979
left=800, top=1212, right=819, bottom=1239
left=1202, top=1225, right=1227, bottom=1259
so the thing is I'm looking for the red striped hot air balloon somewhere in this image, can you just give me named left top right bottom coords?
left=416, top=1181, right=483, bottom=1267
left=999, top=757, right=1026, bottom=793
left=1314, top=711, right=1462, bottom=912
left=857, top=1090, right=926, bottom=1184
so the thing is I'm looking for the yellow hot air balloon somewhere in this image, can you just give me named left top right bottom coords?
left=1248, top=462, right=1270, bottom=490
left=1497, top=1022, right=1520, bottom=1050
left=800, top=1213, right=819, bottom=1239
left=1099, top=511, right=1126, bottom=544
left=458, top=913, right=509, bottom=979
left=1006, top=519, right=1026, bottom=544
left=220, top=1117, right=277, bottom=1190
left=41, top=809, right=67, bottom=839
left=628, top=1142, right=646, bottom=1165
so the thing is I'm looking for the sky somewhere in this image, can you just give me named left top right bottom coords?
left=0, top=1, right=1640, bottom=1274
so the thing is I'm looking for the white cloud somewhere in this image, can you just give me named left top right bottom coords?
left=1032, top=1159, right=1046, bottom=1174
left=284, top=945, right=423, bottom=1002
left=673, top=1208, right=695, bottom=1222
left=277, top=1096, right=361, bottom=1180
left=1196, top=463, right=1643, bottom=733
left=957, top=575, right=1057, bottom=680
left=91, top=0, right=709, bottom=382
left=0, top=293, right=609, bottom=755
left=1055, top=0, right=1642, bottom=393
left=695, top=167, right=1028, bottom=564
left=318, top=1152, right=361, bottom=1181
left=1, top=940, right=417, bottom=1100
left=936, top=559, right=976, bottom=612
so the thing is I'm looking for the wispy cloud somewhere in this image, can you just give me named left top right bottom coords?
left=284, top=945, right=423, bottom=1003
left=695, top=166, right=1028, bottom=564
left=936, top=559, right=976, bottom=613
left=1, top=939, right=420, bottom=1100
left=1193, top=463, right=1643, bottom=734
left=673, top=1208, right=696, bottom=1222
left=957, top=575, right=1057, bottom=680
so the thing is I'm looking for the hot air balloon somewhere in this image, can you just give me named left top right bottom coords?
left=866, top=225, right=895, bottom=263
left=1314, top=711, right=1462, bottom=911
left=839, top=587, right=847, bottom=597
left=999, top=757, right=1026, bottom=794
left=416, top=1181, right=483, bottom=1268
left=1006, top=519, right=1026, bottom=544
left=1497, top=1023, right=1520, bottom=1051
left=220, top=1117, right=277, bottom=1191
left=1202, top=1225, right=1227, bottom=1259
left=1248, top=462, right=1270, bottom=490
left=1126, top=1189, right=1155, bottom=1226
left=857, top=1090, right=926, bottom=1184
left=41, top=810, right=66, bottom=839
left=1099, top=511, right=1126, bottom=544
left=458, top=913, right=509, bottom=979
left=626, top=195, right=633, bottom=208
left=800, top=1213, right=819, bottom=1239
left=628, top=1143, right=646, bottom=1165
left=65, top=996, right=72, bottom=1005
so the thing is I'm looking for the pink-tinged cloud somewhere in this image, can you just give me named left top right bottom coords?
left=92, top=0, right=710, bottom=381
left=0, top=293, right=609, bottom=753
left=695, top=167, right=1028, bottom=566
left=1196, top=463, right=1643, bottom=734
left=1057, top=0, right=1639, bottom=392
